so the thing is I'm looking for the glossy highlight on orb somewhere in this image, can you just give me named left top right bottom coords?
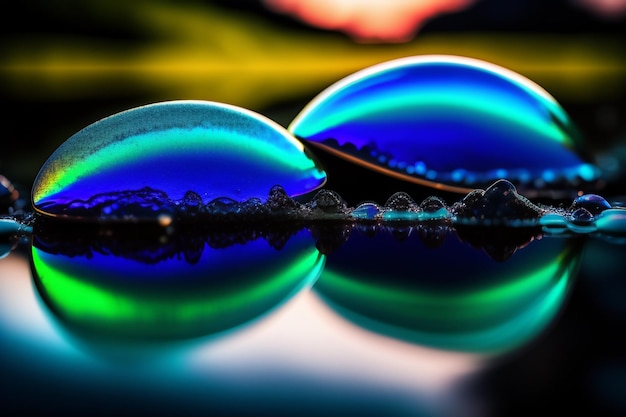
left=32, top=100, right=327, bottom=220
left=290, top=55, right=599, bottom=195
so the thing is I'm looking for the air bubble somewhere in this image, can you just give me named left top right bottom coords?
left=570, top=194, right=611, bottom=215
left=351, top=202, right=382, bottom=220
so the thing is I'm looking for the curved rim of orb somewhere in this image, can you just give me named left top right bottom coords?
left=307, top=141, right=475, bottom=194
left=289, top=54, right=559, bottom=131
left=31, top=100, right=326, bottom=220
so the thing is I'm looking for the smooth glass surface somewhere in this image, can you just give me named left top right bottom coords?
left=290, top=56, right=599, bottom=194
left=32, top=101, right=327, bottom=219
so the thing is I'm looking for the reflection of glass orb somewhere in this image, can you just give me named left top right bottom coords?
left=32, top=228, right=324, bottom=339
left=315, top=230, right=581, bottom=354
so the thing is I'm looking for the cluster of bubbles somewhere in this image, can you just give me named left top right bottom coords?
left=22, top=179, right=626, bottom=238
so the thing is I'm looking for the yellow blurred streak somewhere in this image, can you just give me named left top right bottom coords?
left=1, top=2, right=624, bottom=109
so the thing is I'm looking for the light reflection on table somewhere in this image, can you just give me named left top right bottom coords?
left=1, top=251, right=487, bottom=416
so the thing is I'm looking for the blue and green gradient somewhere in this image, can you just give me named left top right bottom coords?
left=290, top=55, right=599, bottom=194
left=32, top=101, right=326, bottom=219
left=31, top=229, right=325, bottom=339
left=315, top=230, right=581, bottom=354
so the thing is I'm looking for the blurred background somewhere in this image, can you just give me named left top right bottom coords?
left=1, top=0, right=625, bottom=194
left=1, top=1, right=626, bottom=416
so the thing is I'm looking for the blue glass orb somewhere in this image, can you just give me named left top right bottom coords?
left=570, top=194, right=611, bottom=215
left=290, top=55, right=599, bottom=195
left=32, top=101, right=327, bottom=220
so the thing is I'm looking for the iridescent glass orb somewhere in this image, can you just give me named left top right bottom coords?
left=32, top=100, right=327, bottom=221
left=290, top=55, right=599, bottom=195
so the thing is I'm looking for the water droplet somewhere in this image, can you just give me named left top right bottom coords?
left=205, top=197, right=240, bottom=216
left=419, top=196, right=446, bottom=213
left=350, top=202, right=382, bottom=220
left=452, top=179, right=543, bottom=225
left=306, top=189, right=348, bottom=214
left=570, top=194, right=611, bottom=215
left=32, top=101, right=327, bottom=221
left=382, top=192, right=420, bottom=221
left=418, top=196, right=451, bottom=220
left=289, top=56, right=599, bottom=196
left=237, top=197, right=270, bottom=217
left=384, top=192, right=418, bottom=211
left=177, top=191, right=205, bottom=217
left=266, top=184, right=300, bottom=213
left=569, top=207, right=594, bottom=225
left=566, top=207, right=597, bottom=234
